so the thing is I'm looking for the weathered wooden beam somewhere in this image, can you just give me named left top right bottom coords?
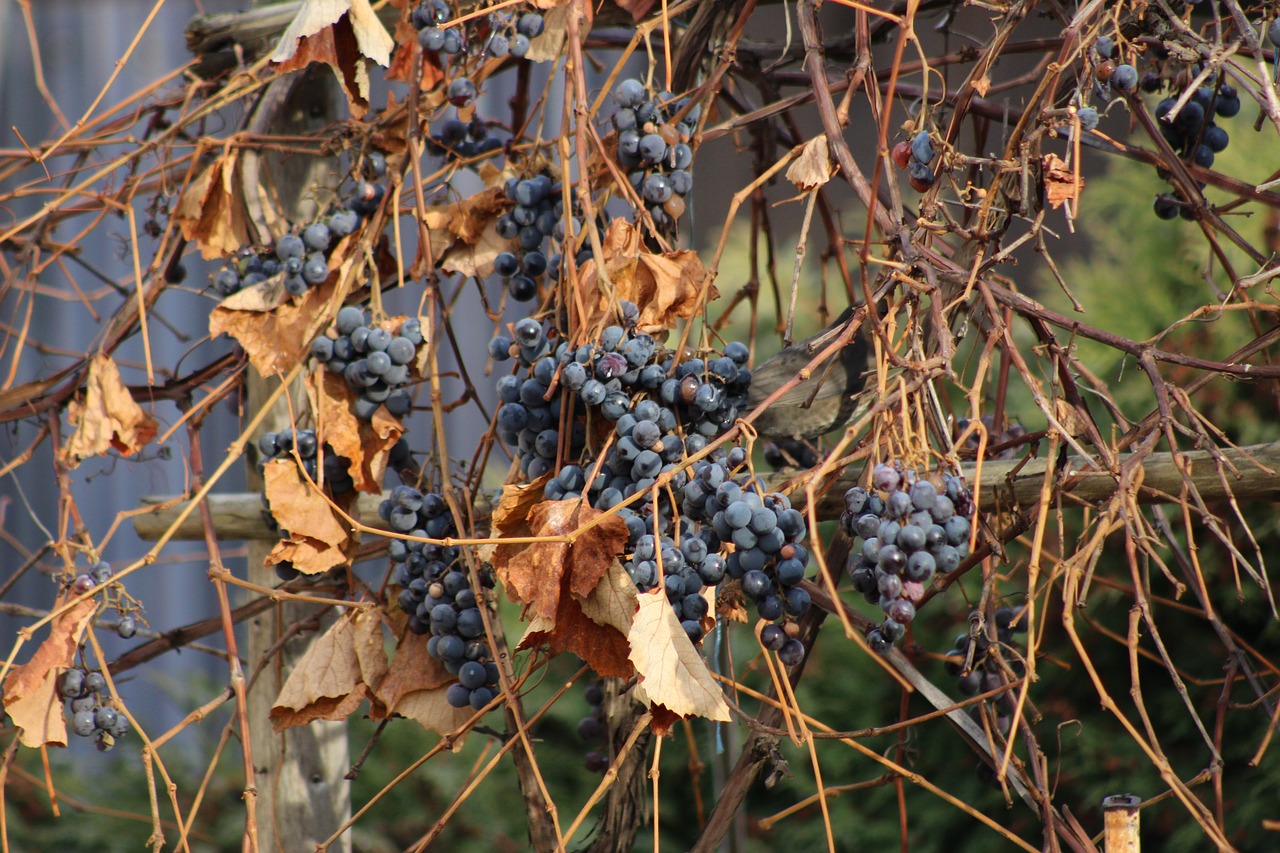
left=133, top=441, right=1280, bottom=541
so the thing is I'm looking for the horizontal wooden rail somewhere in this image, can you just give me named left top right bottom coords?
left=132, top=442, right=1280, bottom=541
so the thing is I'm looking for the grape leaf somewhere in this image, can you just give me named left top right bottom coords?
left=1042, top=153, right=1081, bottom=209
left=579, top=219, right=714, bottom=333
left=262, top=460, right=358, bottom=575
left=208, top=242, right=350, bottom=377
left=786, top=136, right=835, bottom=191
left=62, top=354, right=157, bottom=464
left=271, top=0, right=395, bottom=114
left=2, top=597, right=97, bottom=748
left=386, top=13, right=445, bottom=93
left=270, top=608, right=387, bottom=729
left=307, top=359, right=403, bottom=494
left=520, top=556, right=637, bottom=678
left=412, top=187, right=509, bottom=280
left=628, top=589, right=730, bottom=723
left=175, top=153, right=249, bottom=259
left=492, top=498, right=628, bottom=622
left=372, top=611, right=473, bottom=736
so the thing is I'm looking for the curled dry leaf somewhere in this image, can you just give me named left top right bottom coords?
left=2, top=596, right=97, bottom=748
left=176, top=153, right=250, bottom=260
left=386, top=13, right=445, bottom=92
left=208, top=236, right=355, bottom=376
left=270, top=608, right=388, bottom=730
left=518, top=558, right=635, bottom=679
left=578, top=219, right=715, bottom=333
left=62, top=353, right=158, bottom=464
left=628, top=589, right=730, bottom=723
left=271, top=0, right=395, bottom=114
left=372, top=620, right=472, bottom=737
left=308, top=361, right=403, bottom=494
left=786, top=136, right=835, bottom=191
left=263, top=459, right=359, bottom=574
left=493, top=499, right=628, bottom=621
left=1042, top=153, right=1081, bottom=209
left=412, top=187, right=509, bottom=280
left=492, top=497, right=636, bottom=678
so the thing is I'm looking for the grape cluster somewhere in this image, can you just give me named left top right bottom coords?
left=890, top=130, right=936, bottom=192
left=479, top=8, right=545, bottom=60
left=609, top=79, right=699, bottom=231
left=57, top=667, right=130, bottom=752
left=1151, top=83, right=1240, bottom=220
left=68, top=561, right=142, bottom=640
left=211, top=208, right=362, bottom=298
left=1088, top=36, right=1138, bottom=95
left=841, top=462, right=974, bottom=653
left=491, top=309, right=813, bottom=650
left=576, top=680, right=609, bottom=773
left=491, top=173, right=591, bottom=302
left=384, top=487, right=502, bottom=710
left=310, top=306, right=423, bottom=420
left=942, top=607, right=1026, bottom=697
left=428, top=115, right=504, bottom=161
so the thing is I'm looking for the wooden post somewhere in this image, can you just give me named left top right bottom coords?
left=240, top=52, right=351, bottom=852
left=1102, top=794, right=1140, bottom=853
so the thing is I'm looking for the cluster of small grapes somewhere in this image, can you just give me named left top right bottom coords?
left=412, top=3, right=547, bottom=107
left=713, top=489, right=812, bottom=662
left=427, top=115, right=503, bottom=161
left=211, top=209, right=362, bottom=297
left=942, top=607, right=1026, bottom=698
left=491, top=311, right=815, bottom=650
left=576, top=681, right=609, bottom=773
left=944, top=606, right=1026, bottom=783
left=1150, top=83, right=1241, bottom=219
left=1087, top=37, right=1139, bottom=96
left=57, top=667, right=130, bottom=752
left=310, top=306, right=423, bottom=420
left=890, top=130, right=937, bottom=192
left=68, top=561, right=141, bottom=640
left=841, top=462, right=974, bottom=654
left=492, top=173, right=591, bottom=302
left=609, top=78, right=698, bottom=231
left=384, top=487, right=502, bottom=710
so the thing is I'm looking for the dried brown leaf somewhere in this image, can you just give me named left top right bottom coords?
left=270, top=609, right=387, bottom=729
left=386, top=15, right=446, bottom=91
left=308, top=366, right=402, bottom=494
left=413, top=187, right=509, bottom=279
left=175, top=154, right=250, bottom=260
left=62, top=354, right=158, bottom=464
left=786, top=136, right=835, bottom=191
left=526, top=3, right=590, bottom=63
left=208, top=238, right=354, bottom=376
left=575, top=558, right=637, bottom=637
left=263, top=460, right=358, bottom=574
left=628, top=589, right=730, bottom=722
left=579, top=219, right=714, bottom=333
left=1042, top=153, right=1081, bottom=209
left=271, top=0, right=394, bottom=113
left=493, top=499, right=628, bottom=623
left=393, top=687, right=474, bottom=736
left=2, top=597, right=97, bottom=748
left=521, top=556, right=637, bottom=679
left=372, top=621, right=473, bottom=737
